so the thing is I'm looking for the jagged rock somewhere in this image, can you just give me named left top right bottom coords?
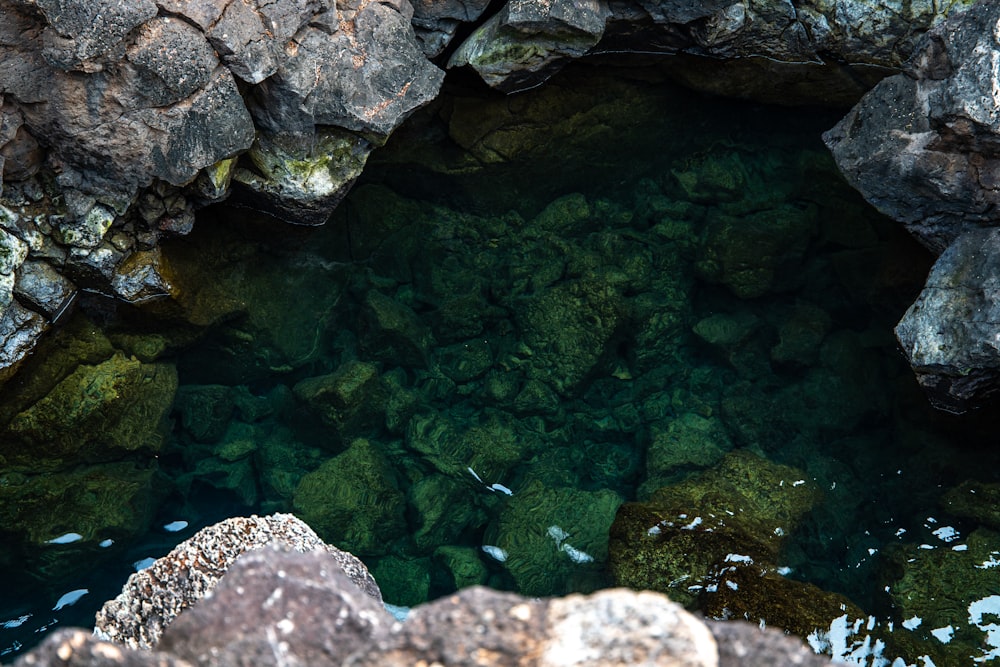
left=158, top=546, right=393, bottom=666
left=449, top=0, right=609, bottom=93
left=0, top=299, right=48, bottom=383
left=894, top=228, right=1000, bottom=412
left=13, top=259, right=77, bottom=322
left=824, top=1, right=1000, bottom=255
left=449, top=0, right=970, bottom=100
left=94, top=513, right=381, bottom=650
left=14, top=530, right=838, bottom=666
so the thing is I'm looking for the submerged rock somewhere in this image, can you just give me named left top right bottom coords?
left=609, top=450, right=824, bottom=613
left=292, top=439, right=406, bottom=556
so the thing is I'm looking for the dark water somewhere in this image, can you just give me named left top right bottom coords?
left=2, top=62, right=999, bottom=664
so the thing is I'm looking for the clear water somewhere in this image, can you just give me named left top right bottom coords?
left=2, top=62, right=999, bottom=664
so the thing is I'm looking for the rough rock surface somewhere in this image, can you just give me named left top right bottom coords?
left=11, top=541, right=836, bottom=666
left=448, top=0, right=972, bottom=96
left=94, top=513, right=382, bottom=650
left=825, top=2, right=1000, bottom=411
left=0, top=0, right=443, bottom=380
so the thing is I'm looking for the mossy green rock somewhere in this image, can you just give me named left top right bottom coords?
left=1, top=352, right=177, bottom=470
left=293, top=360, right=388, bottom=443
left=609, top=450, right=821, bottom=607
left=173, top=384, right=235, bottom=443
left=406, top=409, right=538, bottom=482
left=434, top=545, right=489, bottom=590
left=293, top=438, right=405, bottom=556
left=360, top=290, right=434, bottom=368
left=516, top=278, right=622, bottom=395
left=883, top=528, right=1000, bottom=665
left=488, top=479, right=623, bottom=597
left=696, top=205, right=816, bottom=299
left=0, top=461, right=160, bottom=580
left=641, top=412, right=733, bottom=495
left=409, top=474, right=485, bottom=553
left=941, top=480, right=1000, bottom=530
left=370, top=555, right=431, bottom=607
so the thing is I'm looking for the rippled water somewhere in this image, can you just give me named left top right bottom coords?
left=2, top=62, right=999, bottom=664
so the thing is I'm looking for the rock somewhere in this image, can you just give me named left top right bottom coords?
left=16, top=543, right=838, bottom=666
left=824, top=1, right=1000, bottom=254
left=352, top=586, right=720, bottom=667
left=609, top=450, right=822, bottom=610
left=293, top=360, right=388, bottom=441
left=488, top=479, right=623, bottom=597
left=0, top=461, right=160, bottom=581
left=448, top=0, right=609, bottom=93
left=893, top=228, right=1000, bottom=412
left=13, top=259, right=77, bottom=322
left=173, top=385, right=236, bottom=444
left=94, top=513, right=381, bottom=650
left=642, top=413, right=733, bottom=495
left=881, top=527, right=1000, bottom=665
left=157, top=546, right=393, bottom=666
left=12, top=628, right=188, bottom=667
left=0, top=351, right=177, bottom=469
left=359, top=290, right=434, bottom=368
left=449, top=0, right=969, bottom=101
left=292, top=439, right=406, bottom=556
left=941, top=479, right=1000, bottom=531
left=0, top=299, right=47, bottom=384
left=410, top=0, right=492, bottom=56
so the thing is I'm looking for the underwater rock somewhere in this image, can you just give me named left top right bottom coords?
left=293, top=360, right=389, bottom=442
left=695, top=205, right=816, bottom=299
left=173, top=384, right=236, bottom=444
left=488, top=479, right=623, bottom=597
left=0, top=461, right=160, bottom=581
left=894, top=228, right=1000, bottom=413
left=609, top=450, right=821, bottom=609
left=641, top=412, right=733, bottom=495
left=359, top=290, right=434, bottom=368
left=292, top=439, right=406, bottom=556
left=94, top=513, right=381, bottom=650
left=882, top=527, right=1000, bottom=665
left=0, top=351, right=177, bottom=470
left=516, top=278, right=623, bottom=395
left=406, top=409, right=539, bottom=483
left=370, top=554, right=432, bottom=607
left=433, top=545, right=489, bottom=589
left=942, top=480, right=1000, bottom=530
left=410, top=474, right=485, bottom=553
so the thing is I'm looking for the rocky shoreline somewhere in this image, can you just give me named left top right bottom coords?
left=9, top=514, right=833, bottom=667
left=0, top=0, right=984, bottom=394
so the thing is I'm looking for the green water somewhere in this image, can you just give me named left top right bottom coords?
left=2, top=62, right=1000, bottom=664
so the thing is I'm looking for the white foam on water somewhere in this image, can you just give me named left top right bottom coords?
left=930, top=626, right=954, bottom=644
left=45, top=533, right=82, bottom=545
left=52, top=589, right=88, bottom=611
left=481, top=545, right=508, bottom=562
left=133, top=557, right=157, bottom=571
left=163, top=520, right=188, bottom=532
left=902, top=616, right=922, bottom=630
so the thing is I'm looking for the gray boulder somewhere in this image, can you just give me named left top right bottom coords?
left=825, top=1, right=1000, bottom=411
left=94, top=513, right=381, bottom=650
left=895, top=228, right=1000, bottom=413
left=824, top=0, right=1000, bottom=255
left=0, top=0, right=444, bottom=382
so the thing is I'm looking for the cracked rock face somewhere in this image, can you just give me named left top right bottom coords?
left=825, top=1, right=1000, bottom=412
left=447, top=0, right=974, bottom=97
left=0, top=0, right=443, bottom=382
